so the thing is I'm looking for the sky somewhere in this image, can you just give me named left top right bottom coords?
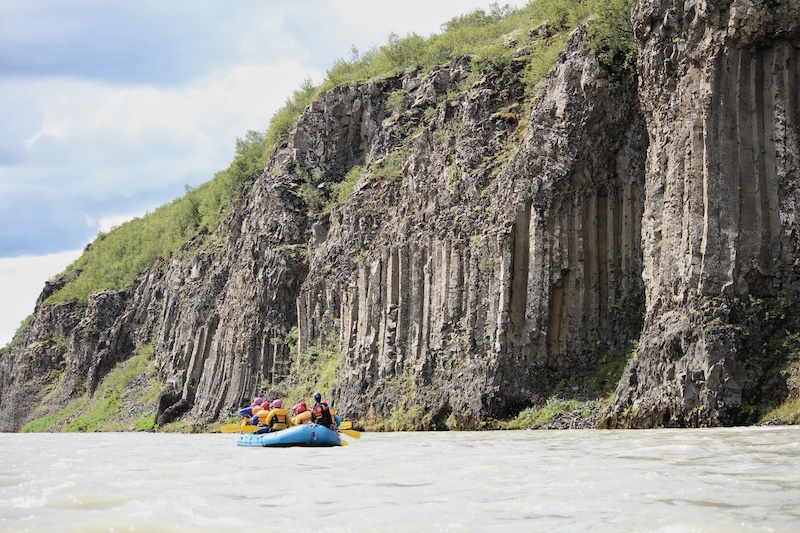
left=0, top=0, right=528, bottom=345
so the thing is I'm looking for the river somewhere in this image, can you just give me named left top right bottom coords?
left=1, top=426, right=799, bottom=532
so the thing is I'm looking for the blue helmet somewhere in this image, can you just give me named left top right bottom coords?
left=314, top=392, right=321, bottom=402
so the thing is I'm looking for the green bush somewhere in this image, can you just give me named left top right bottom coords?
left=133, top=414, right=156, bottom=431
left=266, top=0, right=603, bottom=158
left=62, top=344, right=156, bottom=432
left=331, top=165, right=362, bottom=205
left=22, top=397, right=88, bottom=432
left=265, top=78, right=320, bottom=149
left=587, top=0, right=638, bottom=73
left=503, top=397, right=580, bottom=428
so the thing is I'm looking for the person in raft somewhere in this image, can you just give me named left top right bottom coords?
left=311, top=392, right=335, bottom=429
left=261, top=399, right=291, bottom=431
left=250, top=400, right=271, bottom=426
left=239, top=397, right=264, bottom=424
left=292, top=401, right=311, bottom=424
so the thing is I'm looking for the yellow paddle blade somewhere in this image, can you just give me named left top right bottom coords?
left=339, top=436, right=349, bottom=446
left=219, top=423, right=260, bottom=433
left=338, top=420, right=352, bottom=430
left=339, top=428, right=361, bottom=439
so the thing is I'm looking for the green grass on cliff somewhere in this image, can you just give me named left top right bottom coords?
left=21, top=344, right=160, bottom=432
left=43, top=0, right=637, bottom=307
left=267, top=0, right=637, bottom=150
left=763, top=398, right=800, bottom=425
left=47, top=132, right=269, bottom=305
left=502, top=398, right=581, bottom=428
left=275, top=326, right=344, bottom=409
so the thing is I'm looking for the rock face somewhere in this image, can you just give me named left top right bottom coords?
left=297, top=32, right=647, bottom=427
left=602, top=0, right=800, bottom=427
left=0, top=1, right=797, bottom=432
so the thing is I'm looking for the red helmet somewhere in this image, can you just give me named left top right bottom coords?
left=272, top=399, right=282, bottom=408
left=293, top=401, right=307, bottom=413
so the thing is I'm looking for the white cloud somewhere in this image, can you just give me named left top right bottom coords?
left=336, top=0, right=507, bottom=37
left=11, top=58, right=314, bottom=191
left=0, top=58, right=316, bottom=255
left=0, top=250, right=83, bottom=346
left=2, top=1, right=528, bottom=252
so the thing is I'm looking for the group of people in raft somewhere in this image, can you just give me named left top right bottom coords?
left=238, top=392, right=340, bottom=433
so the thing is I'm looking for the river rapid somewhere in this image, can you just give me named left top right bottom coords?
left=1, top=426, right=799, bottom=532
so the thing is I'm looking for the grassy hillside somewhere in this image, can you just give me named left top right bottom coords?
left=42, top=0, right=636, bottom=308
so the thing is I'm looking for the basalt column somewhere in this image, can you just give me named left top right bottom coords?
left=604, top=0, right=800, bottom=428
left=523, top=181, right=642, bottom=370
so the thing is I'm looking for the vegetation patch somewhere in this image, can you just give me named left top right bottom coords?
left=332, top=165, right=363, bottom=206
left=386, top=89, right=408, bottom=115
left=762, top=397, right=800, bottom=425
left=387, top=404, right=425, bottom=432
left=501, top=398, right=581, bottom=429
left=366, top=145, right=409, bottom=185
left=357, top=373, right=432, bottom=432
left=278, top=326, right=343, bottom=409
left=582, top=340, right=638, bottom=399
left=587, top=0, right=638, bottom=74
left=22, top=396, right=88, bottom=433
left=22, top=344, right=159, bottom=432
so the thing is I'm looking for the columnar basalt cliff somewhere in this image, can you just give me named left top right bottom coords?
left=602, top=0, right=800, bottom=427
left=300, top=33, right=647, bottom=427
left=0, top=1, right=798, bottom=432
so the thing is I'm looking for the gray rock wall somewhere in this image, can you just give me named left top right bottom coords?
left=297, top=32, right=646, bottom=426
left=602, top=0, right=800, bottom=427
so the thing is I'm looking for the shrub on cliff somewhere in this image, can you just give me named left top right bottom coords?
left=267, top=0, right=635, bottom=152
left=587, top=0, right=637, bottom=73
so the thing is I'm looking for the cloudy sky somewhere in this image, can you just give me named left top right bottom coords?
left=0, top=0, right=527, bottom=345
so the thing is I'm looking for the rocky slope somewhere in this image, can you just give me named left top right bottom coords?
left=1, top=0, right=798, bottom=432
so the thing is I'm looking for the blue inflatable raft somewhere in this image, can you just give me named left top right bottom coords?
left=236, top=423, right=342, bottom=447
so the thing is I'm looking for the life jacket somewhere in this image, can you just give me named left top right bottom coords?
left=292, top=410, right=312, bottom=424
left=265, top=408, right=290, bottom=430
left=312, top=402, right=334, bottom=428
left=255, top=407, right=270, bottom=425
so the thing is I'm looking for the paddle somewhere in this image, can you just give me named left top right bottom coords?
left=335, top=420, right=361, bottom=439
left=218, top=423, right=261, bottom=433
left=338, top=428, right=361, bottom=439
